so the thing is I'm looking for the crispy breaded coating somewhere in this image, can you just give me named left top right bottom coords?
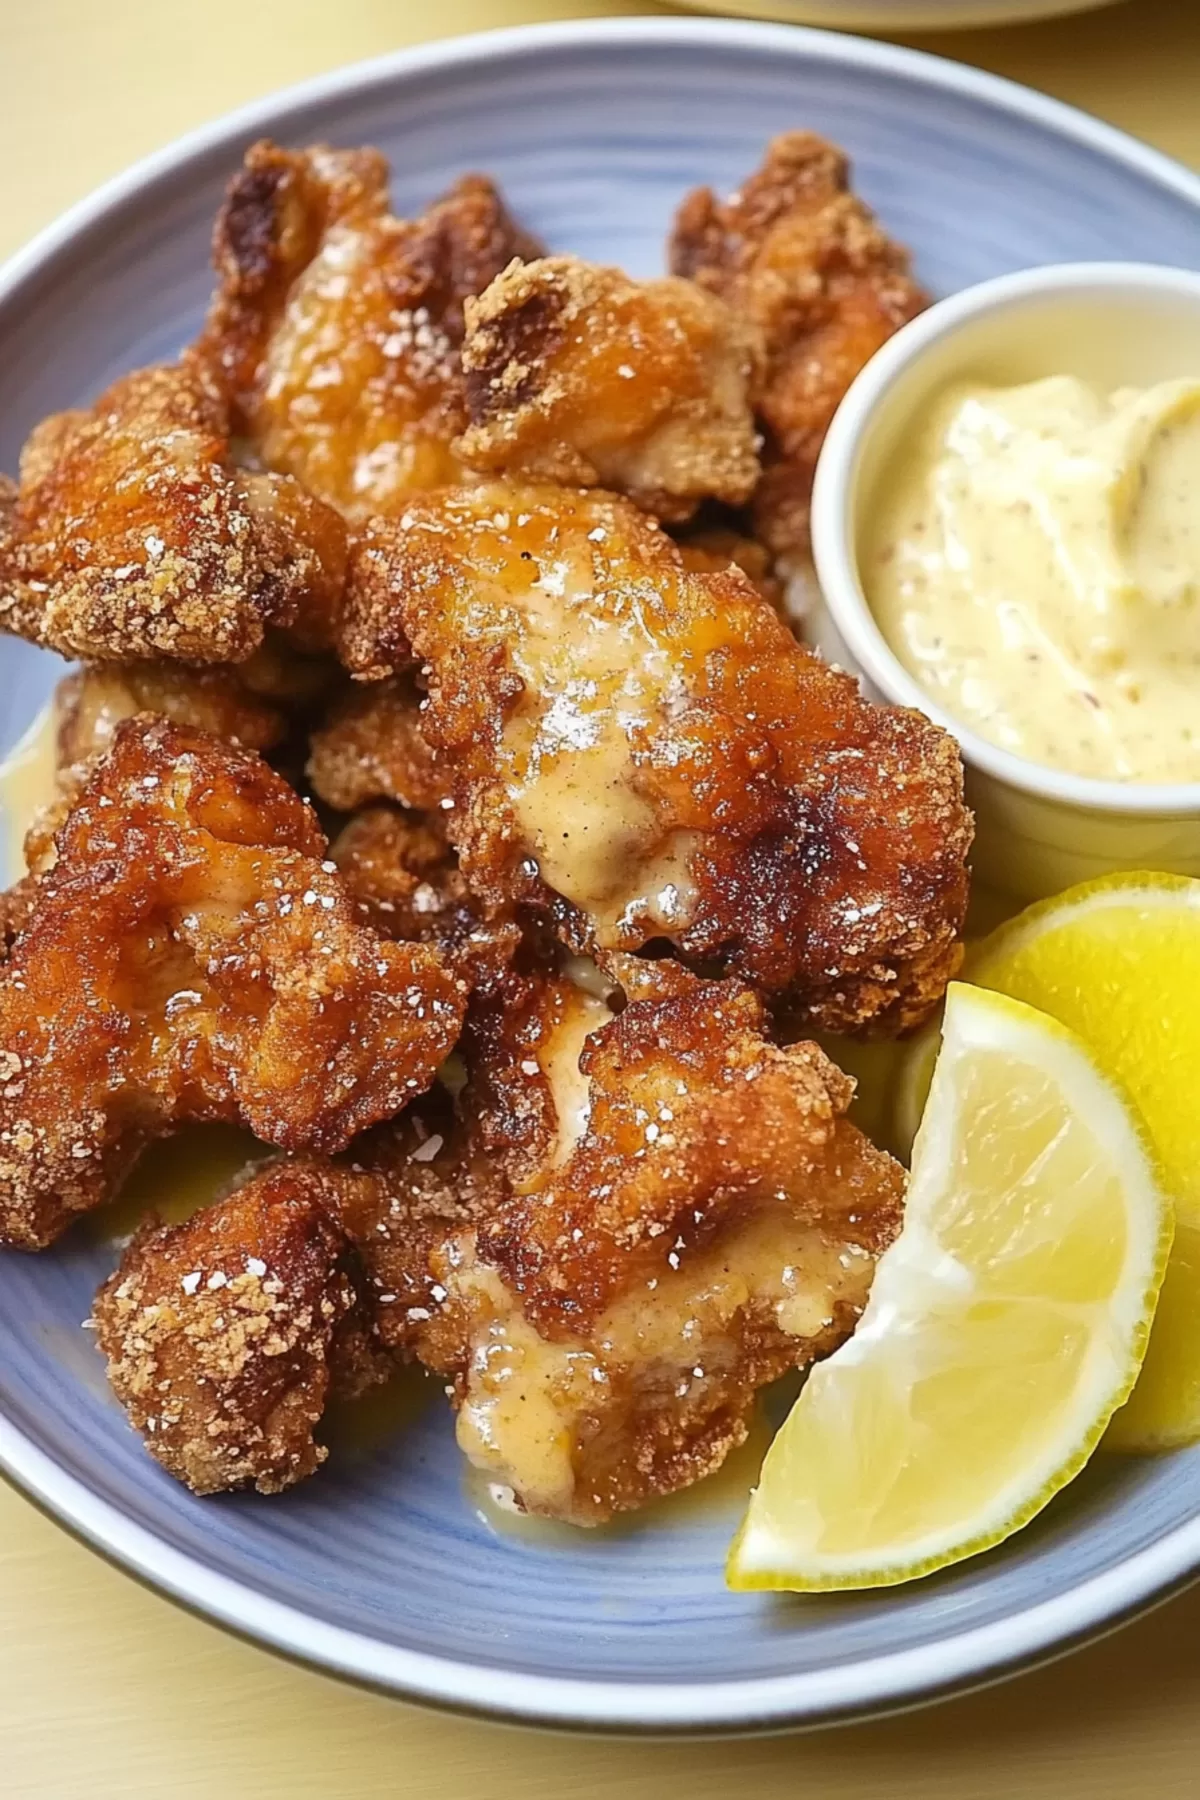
left=673, top=517, right=783, bottom=611
left=670, top=133, right=927, bottom=561
left=56, top=662, right=288, bottom=778
left=338, top=480, right=970, bottom=1033
left=0, top=878, right=35, bottom=961
left=0, top=718, right=467, bottom=1249
left=195, top=140, right=543, bottom=520
left=0, top=363, right=347, bottom=664
left=307, top=675, right=448, bottom=814
left=93, top=1161, right=388, bottom=1494
left=87, top=956, right=902, bottom=1516
left=457, top=255, right=761, bottom=522
left=366, top=963, right=904, bottom=1524
left=329, top=806, right=521, bottom=989
left=330, top=805, right=465, bottom=940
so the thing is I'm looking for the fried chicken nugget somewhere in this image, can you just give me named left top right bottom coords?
left=93, top=1161, right=389, bottom=1494
left=457, top=254, right=761, bottom=523
left=329, top=806, right=521, bottom=992
left=307, top=674, right=449, bottom=814
left=347, top=960, right=904, bottom=1525
left=338, top=480, right=971, bottom=1033
left=57, top=662, right=288, bottom=775
left=0, top=363, right=348, bottom=664
left=0, top=879, right=35, bottom=962
left=670, top=132, right=927, bottom=562
left=0, top=718, right=467, bottom=1249
left=196, top=140, right=543, bottom=521
left=672, top=516, right=783, bottom=611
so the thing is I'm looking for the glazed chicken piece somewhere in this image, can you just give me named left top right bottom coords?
left=457, top=254, right=761, bottom=523
left=307, top=674, right=449, bottom=814
left=0, top=717, right=466, bottom=1249
left=670, top=132, right=927, bottom=562
left=56, top=662, right=288, bottom=777
left=7, top=664, right=291, bottom=909
left=93, top=1161, right=389, bottom=1495
left=195, top=140, right=542, bottom=520
left=338, top=481, right=971, bottom=1034
left=94, top=955, right=903, bottom=1518
left=329, top=806, right=521, bottom=988
left=347, top=958, right=905, bottom=1525
left=0, top=363, right=347, bottom=664
left=0, top=879, right=35, bottom=962
left=672, top=517, right=782, bottom=611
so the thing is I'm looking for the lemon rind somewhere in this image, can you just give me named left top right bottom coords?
left=728, top=984, right=1173, bottom=1593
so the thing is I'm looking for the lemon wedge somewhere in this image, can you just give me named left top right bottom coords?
left=727, top=984, right=1171, bottom=1592
left=955, top=872, right=1200, bottom=1449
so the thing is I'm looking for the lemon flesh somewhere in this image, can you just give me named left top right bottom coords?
left=961, top=872, right=1200, bottom=1450
left=728, top=984, right=1170, bottom=1592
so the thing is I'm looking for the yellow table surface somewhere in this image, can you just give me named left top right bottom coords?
left=3, top=2, right=1200, bottom=1794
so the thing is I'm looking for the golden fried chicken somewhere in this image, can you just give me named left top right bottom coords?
left=338, top=480, right=970, bottom=1033
left=307, top=675, right=449, bottom=814
left=457, top=254, right=761, bottom=523
left=330, top=805, right=463, bottom=939
left=93, top=1161, right=388, bottom=1494
left=195, top=140, right=542, bottom=520
left=349, top=959, right=904, bottom=1525
left=329, top=806, right=521, bottom=991
left=0, top=363, right=347, bottom=664
left=0, top=718, right=466, bottom=1249
left=670, top=132, right=927, bottom=562
left=0, top=878, right=35, bottom=961
left=672, top=516, right=782, bottom=611
left=90, top=952, right=902, bottom=1517
left=57, top=662, right=288, bottom=778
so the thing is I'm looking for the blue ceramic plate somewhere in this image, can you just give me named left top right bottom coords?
left=2, top=19, right=1200, bottom=1736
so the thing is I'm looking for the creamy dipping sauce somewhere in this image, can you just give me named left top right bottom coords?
left=865, top=374, right=1200, bottom=782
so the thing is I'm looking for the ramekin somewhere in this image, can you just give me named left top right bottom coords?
left=810, top=262, right=1200, bottom=901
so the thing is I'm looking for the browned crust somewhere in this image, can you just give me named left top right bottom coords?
left=307, top=675, right=449, bottom=814
left=93, top=1161, right=389, bottom=1494
left=56, top=662, right=288, bottom=776
left=0, top=363, right=347, bottom=665
left=673, top=518, right=783, bottom=611
left=365, top=963, right=906, bottom=1524
left=457, top=254, right=762, bottom=522
left=0, top=717, right=467, bottom=1249
left=194, top=142, right=544, bottom=521
left=670, top=132, right=927, bottom=560
left=340, top=480, right=971, bottom=1034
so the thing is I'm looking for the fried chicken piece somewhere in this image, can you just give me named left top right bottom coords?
left=57, top=662, right=287, bottom=777
left=329, top=805, right=521, bottom=989
left=93, top=1160, right=389, bottom=1494
left=457, top=255, right=761, bottom=523
left=0, top=878, right=35, bottom=961
left=338, top=480, right=970, bottom=1033
left=91, top=952, right=901, bottom=1517
left=0, top=717, right=466, bottom=1249
left=307, top=675, right=449, bottom=814
left=195, top=140, right=542, bottom=521
left=670, top=133, right=927, bottom=562
left=673, top=517, right=782, bottom=611
left=0, top=363, right=348, bottom=664
left=361, top=961, right=904, bottom=1525
left=330, top=805, right=464, bottom=940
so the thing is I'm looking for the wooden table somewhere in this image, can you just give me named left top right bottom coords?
left=2, top=2, right=1198, bottom=1794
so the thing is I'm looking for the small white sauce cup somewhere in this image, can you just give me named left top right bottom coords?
left=810, top=262, right=1200, bottom=901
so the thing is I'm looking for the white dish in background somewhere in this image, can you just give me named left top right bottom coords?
left=681, top=0, right=1121, bottom=34
left=811, top=262, right=1200, bottom=901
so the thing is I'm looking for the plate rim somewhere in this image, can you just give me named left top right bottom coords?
left=3, top=12, right=1200, bottom=1736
